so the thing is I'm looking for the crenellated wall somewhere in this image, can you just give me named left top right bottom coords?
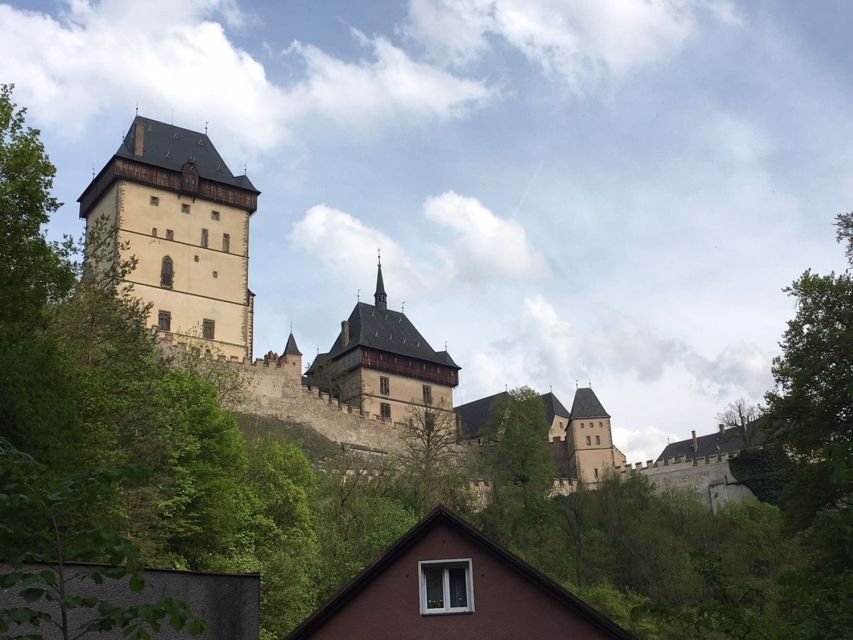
left=617, top=452, right=754, bottom=512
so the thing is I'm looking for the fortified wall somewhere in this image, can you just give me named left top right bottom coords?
left=617, top=452, right=754, bottom=512
left=229, top=355, right=405, bottom=454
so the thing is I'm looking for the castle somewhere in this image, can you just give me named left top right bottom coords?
left=80, top=116, right=753, bottom=511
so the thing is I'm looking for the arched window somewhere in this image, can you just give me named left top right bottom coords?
left=160, top=256, right=173, bottom=288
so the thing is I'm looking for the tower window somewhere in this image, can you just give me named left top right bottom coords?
left=181, top=203, right=191, bottom=214
left=150, top=196, right=160, bottom=206
left=212, top=271, right=218, bottom=278
left=158, top=310, right=171, bottom=332
left=151, top=227, right=157, bottom=237
left=160, top=256, right=173, bottom=289
left=165, top=229, right=174, bottom=240
left=380, top=403, right=391, bottom=421
left=423, top=385, right=432, bottom=405
left=202, top=319, right=215, bottom=339
left=586, top=436, right=591, bottom=446
left=594, top=468, right=599, bottom=479
left=222, top=233, right=230, bottom=253
left=211, top=210, right=220, bottom=221
left=596, top=435, right=601, bottom=445
left=380, top=376, right=390, bottom=395
left=599, top=421, right=603, bottom=427
left=201, top=228, right=208, bottom=248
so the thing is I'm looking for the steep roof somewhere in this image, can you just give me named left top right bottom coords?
left=455, top=390, right=571, bottom=439
left=114, top=116, right=259, bottom=193
left=283, top=332, right=302, bottom=356
left=327, top=302, right=460, bottom=370
left=285, top=506, right=637, bottom=639
left=657, top=425, right=749, bottom=461
left=570, top=387, right=610, bottom=419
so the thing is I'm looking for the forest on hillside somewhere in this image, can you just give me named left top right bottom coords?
left=1, top=85, right=851, bottom=639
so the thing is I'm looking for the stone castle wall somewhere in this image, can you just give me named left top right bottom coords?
left=618, top=452, right=754, bottom=512
left=229, top=357, right=406, bottom=454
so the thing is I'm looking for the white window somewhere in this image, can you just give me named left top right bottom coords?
left=419, top=559, right=474, bottom=615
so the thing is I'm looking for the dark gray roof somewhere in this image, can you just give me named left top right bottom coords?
left=435, top=350, right=459, bottom=368
left=305, top=352, right=330, bottom=377
left=656, top=426, right=746, bottom=461
left=569, top=387, right=610, bottom=419
left=284, top=332, right=302, bottom=356
left=116, top=116, right=259, bottom=193
left=455, top=390, right=570, bottom=439
left=327, top=302, right=460, bottom=369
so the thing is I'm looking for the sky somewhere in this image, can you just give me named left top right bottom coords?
left=2, top=0, right=851, bottom=464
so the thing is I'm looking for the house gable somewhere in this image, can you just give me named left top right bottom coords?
left=287, top=507, right=636, bottom=640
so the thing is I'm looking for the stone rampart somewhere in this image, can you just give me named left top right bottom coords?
left=618, top=451, right=754, bottom=512
left=229, top=357, right=406, bottom=453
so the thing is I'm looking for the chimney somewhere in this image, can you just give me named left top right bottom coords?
left=134, top=122, right=145, bottom=157
left=718, top=423, right=725, bottom=436
left=691, top=430, right=698, bottom=455
left=341, top=320, right=350, bottom=346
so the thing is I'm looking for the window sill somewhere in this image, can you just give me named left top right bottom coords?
left=421, top=609, right=474, bottom=617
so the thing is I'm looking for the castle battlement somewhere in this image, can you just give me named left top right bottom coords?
left=616, top=451, right=740, bottom=475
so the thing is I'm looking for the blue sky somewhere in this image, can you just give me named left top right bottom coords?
left=2, top=0, right=850, bottom=462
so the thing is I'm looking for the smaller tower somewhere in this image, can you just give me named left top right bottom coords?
left=374, top=254, right=387, bottom=310
left=281, top=330, right=303, bottom=383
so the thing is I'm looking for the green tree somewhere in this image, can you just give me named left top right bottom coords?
left=0, top=83, right=74, bottom=330
left=764, top=215, right=853, bottom=526
left=0, top=438, right=204, bottom=640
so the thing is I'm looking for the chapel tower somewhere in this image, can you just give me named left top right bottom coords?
left=77, top=116, right=259, bottom=360
left=305, top=259, right=460, bottom=424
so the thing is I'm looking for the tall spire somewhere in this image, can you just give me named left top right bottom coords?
left=374, top=249, right=387, bottom=310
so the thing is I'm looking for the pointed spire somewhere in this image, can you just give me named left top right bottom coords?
left=284, top=330, right=302, bottom=356
left=374, top=249, right=387, bottom=310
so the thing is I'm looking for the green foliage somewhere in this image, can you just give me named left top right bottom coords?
left=0, top=84, right=75, bottom=330
left=0, top=438, right=205, bottom=640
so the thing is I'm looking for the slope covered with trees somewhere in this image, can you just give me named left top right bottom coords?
left=1, top=86, right=850, bottom=639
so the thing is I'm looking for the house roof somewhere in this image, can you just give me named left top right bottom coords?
left=455, top=390, right=572, bottom=439
left=113, top=116, right=259, bottom=193
left=327, top=302, right=460, bottom=370
left=285, top=505, right=637, bottom=639
left=284, top=332, right=302, bottom=356
left=570, top=387, right=610, bottom=419
left=656, top=425, right=750, bottom=461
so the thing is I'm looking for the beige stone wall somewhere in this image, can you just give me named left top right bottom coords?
left=231, top=360, right=408, bottom=453
left=621, top=453, right=755, bottom=512
left=357, top=369, right=454, bottom=424
left=89, top=180, right=252, bottom=360
left=548, top=415, right=570, bottom=441
left=566, top=416, right=621, bottom=483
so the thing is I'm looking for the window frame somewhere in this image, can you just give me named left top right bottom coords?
left=379, top=376, right=390, bottom=395
left=586, top=435, right=591, bottom=446
left=181, top=203, right=191, bottom=214
left=380, top=402, right=391, bottom=421
left=222, top=233, right=230, bottom=253
left=595, top=435, right=601, bottom=445
left=422, top=384, right=432, bottom=405
left=202, top=318, right=215, bottom=340
left=160, top=256, right=174, bottom=289
left=418, top=558, right=475, bottom=616
left=158, top=310, right=171, bottom=332
left=201, top=228, right=209, bottom=248
left=150, top=196, right=160, bottom=206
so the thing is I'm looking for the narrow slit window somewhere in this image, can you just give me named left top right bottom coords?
left=160, top=256, right=173, bottom=289
left=165, top=229, right=174, bottom=240
left=222, top=233, right=230, bottom=253
left=151, top=227, right=158, bottom=237
left=201, top=228, right=208, bottom=248
left=380, top=376, right=390, bottom=395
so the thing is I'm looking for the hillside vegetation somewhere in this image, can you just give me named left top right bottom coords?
left=1, top=85, right=850, bottom=639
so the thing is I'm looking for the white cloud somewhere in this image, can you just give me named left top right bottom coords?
left=0, top=0, right=492, bottom=155
left=290, top=192, right=546, bottom=295
left=406, top=0, right=738, bottom=91
left=290, top=204, right=427, bottom=300
left=423, top=191, right=548, bottom=283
